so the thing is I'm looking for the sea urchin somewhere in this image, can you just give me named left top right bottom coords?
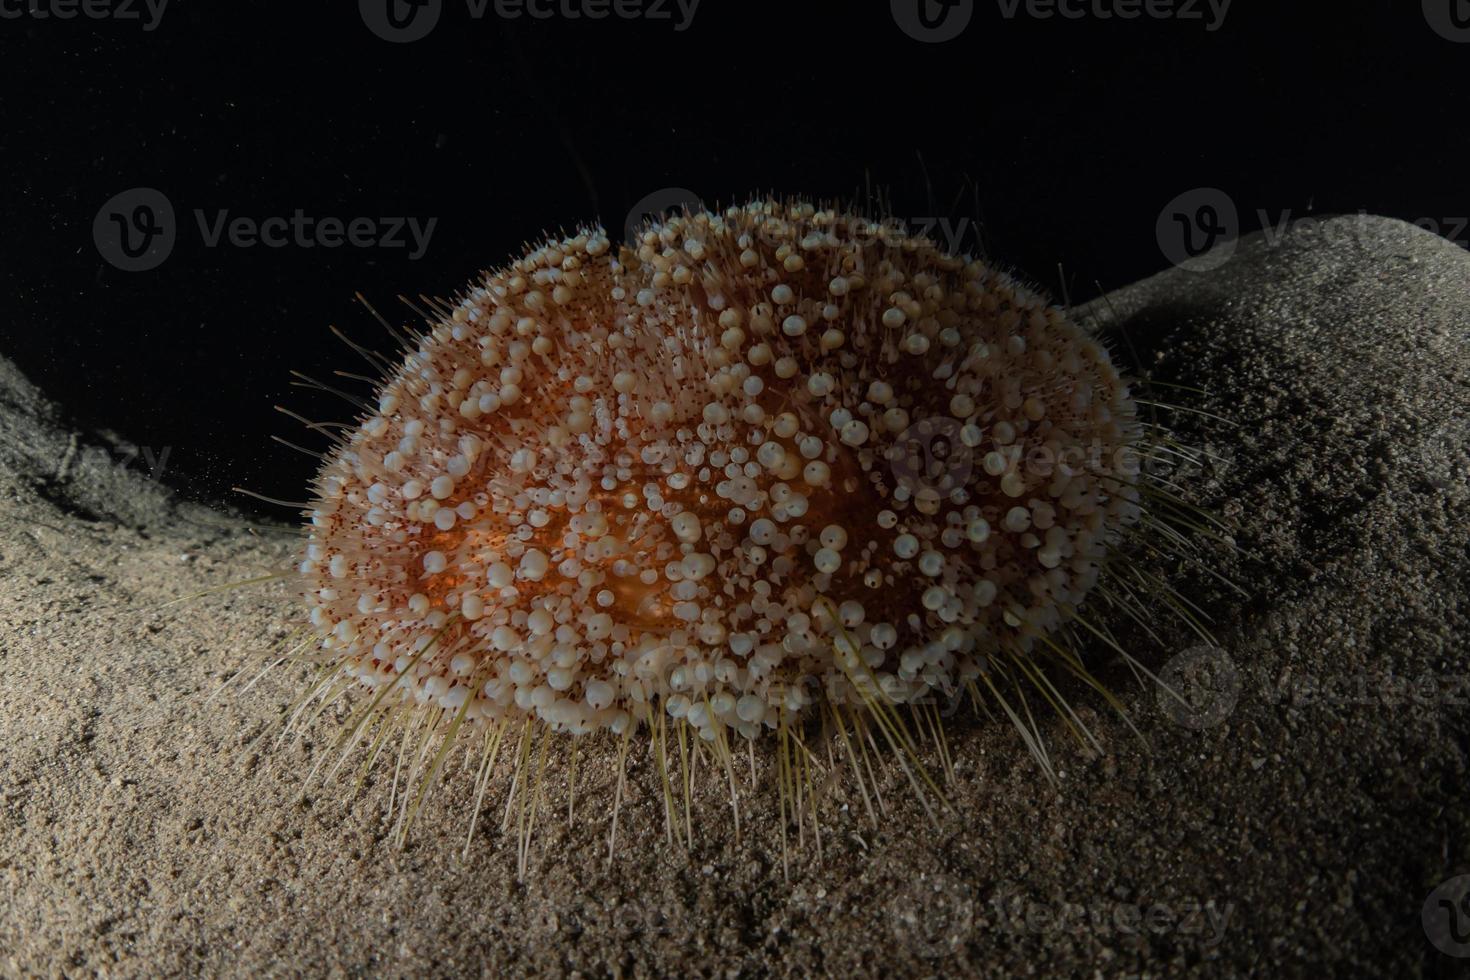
left=279, top=199, right=1204, bottom=870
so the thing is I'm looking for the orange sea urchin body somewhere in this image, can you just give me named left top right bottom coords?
left=299, top=200, right=1143, bottom=753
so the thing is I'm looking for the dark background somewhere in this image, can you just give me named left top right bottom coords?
left=1, top=0, right=1464, bottom=515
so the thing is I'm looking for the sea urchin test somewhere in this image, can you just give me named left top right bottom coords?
left=292, top=200, right=1165, bottom=853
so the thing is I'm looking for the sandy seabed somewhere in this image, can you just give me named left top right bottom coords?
left=1, top=217, right=1467, bottom=977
